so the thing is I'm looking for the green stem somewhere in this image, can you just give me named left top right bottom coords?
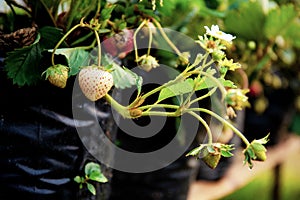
left=185, top=70, right=227, bottom=100
left=66, top=0, right=80, bottom=31
left=188, top=111, right=213, bottom=144
left=199, top=58, right=214, bottom=71
left=138, top=76, right=181, bottom=101
left=152, top=18, right=182, bottom=57
left=105, top=94, right=129, bottom=118
left=51, top=23, right=82, bottom=66
left=147, top=21, right=153, bottom=56
left=93, top=29, right=101, bottom=66
left=201, top=71, right=227, bottom=99
left=187, top=107, right=250, bottom=146
left=93, top=0, right=102, bottom=18
left=39, top=0, right=57, bottom=27
left=133, top=20, right=147, bottom=61
left=130, top=66, right=189, bottom=108
left=196, top=53, right=209, bottom=71
left=5, top=0, right=31, bottom=15
left=138, top=104, right=179, bottom=111
left=189, top=87, right=217, bottom=105
left=141, top=111, right=178, bottom=117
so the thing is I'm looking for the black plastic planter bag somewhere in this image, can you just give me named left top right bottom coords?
left=109, top=117, right=201, bottom=200
left=108, top=68, right=203, bottom=200
left=244, top=86, right=295, bottom=146
left=0, top=61, right=116, bottom=200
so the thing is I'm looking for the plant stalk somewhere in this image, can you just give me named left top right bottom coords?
left=187, top=107, right=250, bottom=146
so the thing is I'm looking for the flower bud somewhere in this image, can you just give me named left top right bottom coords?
left=137, top=54, right=159, bottom=72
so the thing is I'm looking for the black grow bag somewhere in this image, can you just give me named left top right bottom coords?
left=109, top=116, right=201, bottom=200
left=0, top=59, right=116, bottom=200
left=244, top=86, right=295, bottom=146
left=108, top=67, right=203, bottom=200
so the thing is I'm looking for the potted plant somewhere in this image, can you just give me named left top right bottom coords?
left=0, top=0, right=269, bottom=199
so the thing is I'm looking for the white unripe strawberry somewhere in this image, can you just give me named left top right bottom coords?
left=78, top=66, right=114, bottom=101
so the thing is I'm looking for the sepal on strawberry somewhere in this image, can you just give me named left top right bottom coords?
left=43, top=64, right=69, bottom=88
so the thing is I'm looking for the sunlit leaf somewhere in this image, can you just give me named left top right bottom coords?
left=264, top=4, right=297, bottom=40
left=89, top=173, right=108, bottom=183
left=84, top=162, right=101, bottom=175
left=74, top=176, right=82, bottom=183
left=158, top=78, right=194, bottom=101
left=87, top=183, right=96, bottom=195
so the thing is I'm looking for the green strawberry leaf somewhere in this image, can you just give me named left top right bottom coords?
left=224, top=1, right=265, bottom=41
left=89, top=172, right=108, bottom=183
left=264, top=4, right=297, bottom=40
left=74, top=176, right=82, bottom=184
left=102, top=56, right=142, bottom=90
left=219, top=78, right=237, bottom=88
left=39, top=26, right=64, bottom=49
left=50, top=48, right=89, bottom=76
left=283, top=22, right=300, bottom=48
left=101, top=4, right=116, bottom=21
left=193, top=75, right=214, bottom=90
left=158, top=78, right=194, bottom=102
left=4, top=34, right=43, bottom=86
left=84, top=162, right=101, bottom=176
left=87, top=183, right=96, bottom=195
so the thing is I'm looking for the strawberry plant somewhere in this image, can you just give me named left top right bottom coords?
left=1, top=0, right=270, bottom=196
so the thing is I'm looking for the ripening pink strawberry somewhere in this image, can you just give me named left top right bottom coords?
left=102, top=29, right=134, bottom=59
left=78, top=66, right=114, bottom=101
left=249, top=80, right=263, bottom=97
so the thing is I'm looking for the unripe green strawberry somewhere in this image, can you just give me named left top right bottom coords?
left=78, top=66, right=114, bottom=101
left=43, top=64, right=68, bottom=88
left=201, top=146, right=221, bottom=169
left=250, top=141, right=267, bottom=161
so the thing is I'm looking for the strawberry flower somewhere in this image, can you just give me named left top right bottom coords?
left=225, top=88, right=250, bottom=110
left=204, top=25, right=236, bottom=43
left=218, top=58, right=241, bottom=71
